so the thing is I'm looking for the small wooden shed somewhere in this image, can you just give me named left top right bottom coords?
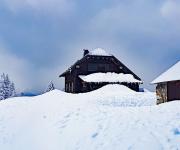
left=152, top=61, right=180, bottom=104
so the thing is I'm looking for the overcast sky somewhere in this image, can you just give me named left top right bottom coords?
left=0, top=0, right=180, bottom=93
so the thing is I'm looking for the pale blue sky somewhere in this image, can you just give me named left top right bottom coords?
left=0, top=0, right=179, bottom=92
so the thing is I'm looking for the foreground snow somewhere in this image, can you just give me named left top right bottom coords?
left=0, top=85, right=179, bottom=150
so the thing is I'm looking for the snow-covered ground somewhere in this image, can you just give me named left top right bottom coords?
left=0, top=85, right=180, bottom=150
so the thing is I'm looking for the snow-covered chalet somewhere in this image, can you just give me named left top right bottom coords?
left=59, top=48, right=142, bottom=93
left=152, top=61, right=180, bottom=104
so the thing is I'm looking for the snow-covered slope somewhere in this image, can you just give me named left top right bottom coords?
left=0, top=85, right=179, bottom=150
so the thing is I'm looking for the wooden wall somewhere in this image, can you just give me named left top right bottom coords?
left=168, top=81, right=180, bottom=101
left=156, top=80, right=180, bottom=104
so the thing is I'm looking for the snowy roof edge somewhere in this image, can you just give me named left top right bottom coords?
left=88, top=48, right=112, bottom=56
left=79, top=72, right=142, bottom=83
left=151, top=61, right=180, bottom=84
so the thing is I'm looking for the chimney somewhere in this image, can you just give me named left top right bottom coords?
left=83, top=49, right=89, bottom=56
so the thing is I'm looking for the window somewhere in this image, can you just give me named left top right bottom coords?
left=76, top=65, right=80, bottom=69
left=68, top=83, right=71, bottom=92
left=98, top=64, right=109, bottom=71
left=66, top=82, right=74, bottom=92
left=119, top=66, right=123, bottom=70
left=65, top=83, right=68, bottom=91
left=71, top=82, right=74, bottom=92
left=88, top=63, right=97, bottom=71
left=82, top=82, right=86, bottom=88
left=175, top=81, right=180, bottom=86
left=88, top=63, right=110, bottom=72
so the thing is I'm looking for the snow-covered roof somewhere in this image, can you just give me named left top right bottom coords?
left=88, top=48, right=112, bottom=56
left=79, top=72, right=142, bottom=83
left=152, top=61, right=180, bottom=84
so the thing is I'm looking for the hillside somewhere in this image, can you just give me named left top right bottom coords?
left=0, top=85, right=179, bottom=150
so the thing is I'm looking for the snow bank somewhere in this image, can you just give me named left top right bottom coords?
left=89, top=48, right=111, bottom=56
left=88, top=84, right=155, bottom=107
left=79, top=72, right=142, bottom=83
left=0, top=85, right=179, bottom=150
left=91, top=84, right=136, bottom=94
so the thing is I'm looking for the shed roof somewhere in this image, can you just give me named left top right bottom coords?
left=151, top=61, right=180, bottom=84
left=79, top=72, right=142, bottom=83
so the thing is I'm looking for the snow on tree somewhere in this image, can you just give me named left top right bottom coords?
left=9, top=82, right=16, bottom=97
left=0, top=73, right=16, bottom=100
left=4, top=74, right=11, bottom=99
left=45, top=81, right=55, bottom=93
left=0, top=81, right=5, bottom=100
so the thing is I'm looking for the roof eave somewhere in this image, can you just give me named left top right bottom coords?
left=59, top=74, right=65, bottom=77
left=151, top=79, right=180, bottom=84
left=59, top=55, right=89, bottom=78
left=112, top=55, right=142, bottom=81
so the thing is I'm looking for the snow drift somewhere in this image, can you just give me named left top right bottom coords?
left=0, top=85, right=179, bottom=150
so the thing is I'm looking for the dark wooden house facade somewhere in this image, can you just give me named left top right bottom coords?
left=60, top=49, right=142, bottom=93
left=152, top=61, right=180, bottom=104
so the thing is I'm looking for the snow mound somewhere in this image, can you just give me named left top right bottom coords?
left=79, top=72, right=142, bottom=83
left=88, top=85, right=155, bottom=107
left=90, top=84, right=136, bottom=94
left=0, top=85, right=179, bottom=150
left=89, top=48, right=111, bottom=56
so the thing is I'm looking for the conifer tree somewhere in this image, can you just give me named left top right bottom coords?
left=45, top=81, right=55, bottom=93
left=0, top=80, right=5, bottom=100
left=9, top=82, right=16, bottom=97
left=0, top=73, right=16, bottom=100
